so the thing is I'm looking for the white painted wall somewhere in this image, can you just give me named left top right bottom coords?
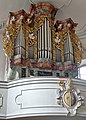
left=0, top=0, right=29, bottom=21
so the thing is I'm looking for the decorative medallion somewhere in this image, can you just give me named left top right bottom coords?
left=57, top=78, right=84, bottom=116
left=63, top=91, right=76, bottom=107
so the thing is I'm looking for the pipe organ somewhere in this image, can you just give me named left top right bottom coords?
left=3, top=2, right=83, bottom=79
left=37, top=18, right=52, bottom=59
left=64, top=32, right=74, bottom=62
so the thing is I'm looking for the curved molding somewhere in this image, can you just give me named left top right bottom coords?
left=0, top=77, right=86, bottom=88
left=15, top=88, right=59, bottom=109
left=29, top=0, right=34, bottom=4
left=28, top=0, right=72, bottom=9
left=76, top=24, right=86, bottom=38
left=59, top=0, right=72, bottom=9
left=76, top=24, right=86, bottom=32
left=0, top=77, right=86, bottom=119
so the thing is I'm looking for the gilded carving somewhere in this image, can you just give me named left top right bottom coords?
left=54, top=19, right=83, bottom=64
left=2, top=2, right=83, bottom=79
left=70, top=32, right=83, bottom=64
left=57, top=78, right=84, bottom=116
left=3, top=23, right=20, bottom=57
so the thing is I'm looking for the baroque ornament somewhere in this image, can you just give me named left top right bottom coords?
left=57, top=78, right=84, bottom=116
left=2, top=2, right=83, bottom=79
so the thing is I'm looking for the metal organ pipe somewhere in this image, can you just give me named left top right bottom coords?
left=38, top=30, right=39, bottom=58
left=41, top=26, right=42, bottom=58
left=49, top=26, right=51, bottom=59
left=44, top=18, right=47, bottom=58
left=47, top=20, right=50, bottom=59
left=37, top=18, right=52, bottom=60
left=42, top=23, right=44, bottom=58
left=39, top=26, right=41, bottom=58
left=47, top=20, right=52, bottom=60
left=46, top=19, right=48, bottom=58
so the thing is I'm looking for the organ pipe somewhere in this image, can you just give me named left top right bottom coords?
left=39, top=26, right=41, bottom=58
left=47, top=20, right=49, bottom=59
left=42, top=23, right=44, bottom=58
left=45, top=18, right=47, bottom=58
left=49, top=27, right=51, bottom=59
left=38, top=30, right=40, bottom=58
left=37, top=18, right=52, bottom=60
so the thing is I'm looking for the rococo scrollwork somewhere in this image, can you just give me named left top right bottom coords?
left=3, top=2, right=83, bottom=79
left=57, top=78, right=84, bottom=116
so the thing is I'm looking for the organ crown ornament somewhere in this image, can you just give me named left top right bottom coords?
left=3, top=2, right=83, bottom=79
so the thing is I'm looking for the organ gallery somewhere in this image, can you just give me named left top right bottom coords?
left=3, top=2, right=83, bottom=79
